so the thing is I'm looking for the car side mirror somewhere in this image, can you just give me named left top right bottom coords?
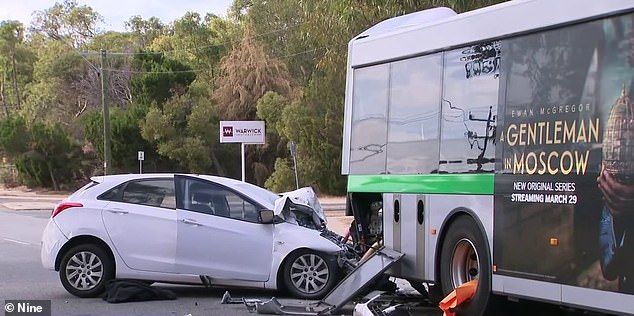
left=260, top=209, right=275, bottom=224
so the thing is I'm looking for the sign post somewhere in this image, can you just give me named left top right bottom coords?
left=290, top=141, right=299, bottom=189
left=137, top=151, right=144, bottom=174
left=220, top=121, right=266, bottom=182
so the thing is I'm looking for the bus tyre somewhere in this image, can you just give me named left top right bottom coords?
left=440, top=216, right=494, bottom=316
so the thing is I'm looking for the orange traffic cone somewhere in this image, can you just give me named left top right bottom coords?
left=438, top=280, right=478, bottom=316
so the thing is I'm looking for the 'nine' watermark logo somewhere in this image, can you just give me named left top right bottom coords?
left=4, top=300, right=51, bottom=316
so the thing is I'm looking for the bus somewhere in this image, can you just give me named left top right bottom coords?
left=341, top=0, right=634, bottom=315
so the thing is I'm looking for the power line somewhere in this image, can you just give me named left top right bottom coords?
left=65, top=20, right=349, bottom=76
left=47, top=34, right=101, bottom=72
left=102, top=46, right=332, bottom=74
left=77, top=23, right=301, bottom=57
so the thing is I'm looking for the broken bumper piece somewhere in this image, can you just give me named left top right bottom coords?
left=245, top=297, right=333, bottom=315
left=241, top=247, right=404, bottom=315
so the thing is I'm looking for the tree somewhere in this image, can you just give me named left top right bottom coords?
left=84, top=104, right=177, bottom=174
left=213, top=26, right=295, bottom=182
left=125, top=16, right=166, bottom=48
left=0, top=115, right=84, bottom=190
left=0, top=21, right=25, bottom=112
left=249, top=0, right=507, bottom=194
left=213, top=27, right=293, bottom=121
left=84, top=31, right=140, bottom=107
left=130, top=51, right=196, bottom=105
left=229, top=0, right=313, bottom=84
left=21, top=40, right=92, bottom=128
left=30, top=0, right=103, bottom=48
left=283, top=67, right=347, bottom=194
left=141, top=87, right=229, bottom=174
left=256, top=91, right=294, bottom=189
left=83, top=49, right=196, bottom=174
left=163, top=13, right=219, bottom=68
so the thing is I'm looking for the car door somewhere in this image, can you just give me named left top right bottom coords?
left=101, top=178, right=177, bottom=273
left=174, top=175, right=274, bottom=281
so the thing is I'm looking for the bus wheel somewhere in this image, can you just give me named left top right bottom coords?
left=440, top=215, right=494, bottom=316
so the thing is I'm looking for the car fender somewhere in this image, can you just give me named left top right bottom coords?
left=51, top=204, right=128, bottom=274
left=264, top=223, right=341, bottom=289
left=53, top=206, right=111, bottom=243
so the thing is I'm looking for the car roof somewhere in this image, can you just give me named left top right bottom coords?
left=91, top=173, right=241, bottom=185
left=89, top=173, right=279, bottom=208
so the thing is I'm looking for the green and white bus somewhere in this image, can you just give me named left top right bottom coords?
left=341, top=0, right=634, bottom=314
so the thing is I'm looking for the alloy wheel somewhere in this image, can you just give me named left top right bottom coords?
left=289, top=253, right=330, bottom=294
left=65, top=250, right=104, bottom=291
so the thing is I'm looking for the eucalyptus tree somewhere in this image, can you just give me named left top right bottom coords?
left=30, top=0, right=103, bottom=48
left=239, top=0, right=506, bottom=194
left=213, top=26, right=292, bottom=121
left=125, top=16, right=167, bottom=48
left=212, top=26, right=295, bottom=182
left=0, top=21, right=25, bottom=113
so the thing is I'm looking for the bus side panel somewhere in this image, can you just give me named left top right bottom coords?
left=562, top=284, right=634, bottom=315
left=383, top=193, right=401, bottom=276
left=384, top=194, right=427, bottom=280
left=425, top=194, right=494, bottom=282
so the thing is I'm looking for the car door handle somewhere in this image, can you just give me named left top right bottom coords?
left=107, top=209, right=128, bottom=215
left=180, top=218, right=202, bottom=226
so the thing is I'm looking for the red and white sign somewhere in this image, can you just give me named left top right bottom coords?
left=219, top=121, right=265, bottom=144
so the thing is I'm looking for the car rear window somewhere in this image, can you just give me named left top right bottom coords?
left=68, top=181, right=100, bottom=199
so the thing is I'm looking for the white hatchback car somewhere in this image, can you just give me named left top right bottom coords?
left=41, top=174, right=348, bottom=299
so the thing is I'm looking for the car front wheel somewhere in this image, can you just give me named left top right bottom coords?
left=282, top=250, right=338, bottom=299
left=59, top=244, right=114, bottom=298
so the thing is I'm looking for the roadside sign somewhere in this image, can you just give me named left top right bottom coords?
left=220, top=121, right=265, bottom=144
left=219, top=121, right=266, bottom=182
left=290, top=141, right=296, bottom=157
left=138, top=151, right=144, bottom=161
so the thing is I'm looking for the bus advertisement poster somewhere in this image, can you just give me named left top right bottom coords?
left=493, top=13, right=634, bottom=295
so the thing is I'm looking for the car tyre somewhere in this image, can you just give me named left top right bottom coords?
left=59, top=244, right=114, bottom=298
left=440, top=215, right=497, bottom=316
left=283, top=250, right=339, bottom=300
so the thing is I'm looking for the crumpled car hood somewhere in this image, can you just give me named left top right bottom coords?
left=273, top=187, right=327, bottom=228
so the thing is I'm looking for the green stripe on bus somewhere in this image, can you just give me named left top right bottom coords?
left=347, top=174, right=494, bottom=195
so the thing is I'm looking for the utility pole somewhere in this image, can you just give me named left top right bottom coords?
left=100, top=49, right=112, bottom=175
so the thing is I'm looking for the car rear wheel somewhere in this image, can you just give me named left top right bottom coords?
left=59, top=244, right=114, bottom=298
left=283, top=250, right=338, bottom=299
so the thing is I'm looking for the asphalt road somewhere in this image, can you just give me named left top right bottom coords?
left=0, top=201, right=613, bottom=316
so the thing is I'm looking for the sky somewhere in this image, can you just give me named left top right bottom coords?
left=0, top=0, right=235, bottom=32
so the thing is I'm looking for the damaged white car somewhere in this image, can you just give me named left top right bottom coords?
left=41, top=174, right=355, bottom=299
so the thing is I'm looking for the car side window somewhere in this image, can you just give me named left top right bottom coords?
left=99, top=185, right=123, bottom=201
left=225, top=191, right=259, bottom=222
left=180, top=178, right=259, bottom=222
left=119, top=179, right=176, bottom=209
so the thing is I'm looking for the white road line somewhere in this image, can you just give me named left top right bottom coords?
left=2, top=238, right=30, bottom=245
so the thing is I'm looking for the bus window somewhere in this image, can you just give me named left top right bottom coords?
left=350, top=64, right=389, bottom=174
left=387, top=53, right=442, bottom=174
left=440, top=43, right=500, bottom=173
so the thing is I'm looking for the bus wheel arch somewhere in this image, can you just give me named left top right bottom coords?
left=435, top=212, right=495, bottom=316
